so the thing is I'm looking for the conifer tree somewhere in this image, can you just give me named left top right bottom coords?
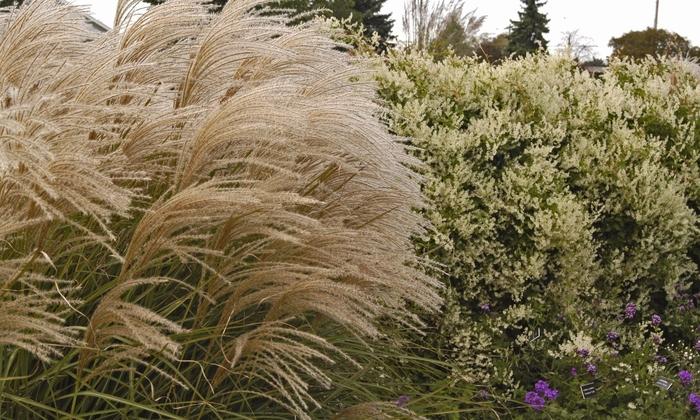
left=507, top=0, right=549, bottom=57
left=0, top=0, right=23, bottom=7
left=142, top=0, right=395, bottom=50
left=353, top=0, right=395, bottom=50
left=142, top=0, right=227, bottom=11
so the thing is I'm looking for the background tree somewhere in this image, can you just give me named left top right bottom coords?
left=428, top=8, right=484, bottom=59
left=142, top=0, right=396, bottom=50
left=352, top=0, right=395, bottom=50
left=609, top=28, right=700, bottom=60
left=142, top=0, right=226, bottom=10
left=402, top=0, right=483, bottom=53
left=506, top=0, right=549, bottom=57
left=477, top=32, right=509, bottom=63
left=0, top=0, right=23, bottom=7
left=557, top=30, right=595, bottom=62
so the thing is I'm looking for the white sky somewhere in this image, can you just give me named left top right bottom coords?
left=70, top=0, right=700, bottom=58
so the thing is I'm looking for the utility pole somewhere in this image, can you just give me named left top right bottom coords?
left=654, top=0, right=659, bottom=29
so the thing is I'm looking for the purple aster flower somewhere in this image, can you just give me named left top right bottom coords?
left=694, top=340, right=700, bottom=352
left=524, top=391, right=546, bottom=411
left=586, top=363, right=598, bottom=375
left=651, top=314, right=662, bottom=326
left=543, top=387, right=559, bottom=401
left=607, top=331, right=620, bottom=342
left=479, top=303, right=491, bottom=313
left=576, top=348, right=590, bottom=358
left=655, top=355, right=668, bottom=364
left=689, top=392, right=700, bottom=406
left=534, top=380, right=550, bottom=395
left=625, top=302, right=637, bottom=319
left=652, top=334, right=662, bottom=345
left=680, top=370, right=693, bottom=386
left=570, top=367, right=578, bottom=377
left=395, top=395, right=410, bottom=408
left=690, top=393, right=700, bottom=413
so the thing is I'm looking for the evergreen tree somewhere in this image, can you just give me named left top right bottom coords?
left=142, top=0, right=394, bottom=50
left=352, top=0, right=394, bottom=50
left=0, top=0, right=23, bottom=7
left=506, top=0, right=549, bottom=57
left=142, top=0, right=227, bottom=11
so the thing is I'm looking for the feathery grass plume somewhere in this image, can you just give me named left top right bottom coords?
left=0, top=0, right=440, bottom=417
left=332, top=401, right=425, bottom=419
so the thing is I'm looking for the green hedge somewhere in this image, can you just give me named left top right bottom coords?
left=378, top=51, right=700, bottom=415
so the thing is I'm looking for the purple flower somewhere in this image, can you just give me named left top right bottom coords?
left=694, top=340, right=700, bottom=352
left=534, top=380, right=550, bottom=394
left=543, top=387, right=559, bottom=401
left=689, top=392, right=700, bottom=405
left=655, top=355, right=668, bottom=364
left=570, top=367, right=578, bottom=377
left=576, top=348, right=590, bottom=358
left=651, top=314, right=662, bottom=326
left=607, top=331, right=620, bottom=342
left=479, top=303, right=491, bottom=313
left=680, top=370, right=693, bottom=386
left=525, top=391, right=546, bottom=411
left=533, top=380, right=559, bottom=400
left=625, top=302, right=637, bottom=319
left=477, top=389, right=490, bottom=400
left=689, top=393, right=700, bottom=413
left=395, top=395, right=410, bottom=408
left=652, top=334, right=662, bottom=345
left=586, top=363, right=598, bottom=375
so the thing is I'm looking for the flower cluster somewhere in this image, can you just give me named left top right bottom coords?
left=586, top=363, right=598, bottom=375
left=394, top=395, right=410, bottom=408
left=525, top=380, right=559, bottom=411
left=680, top=370, right=694, bottom=387
left=689, top=393, right=700, bottom=414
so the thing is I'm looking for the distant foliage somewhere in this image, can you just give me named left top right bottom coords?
left=609, top=28, right=700, bottom=60
left=143, top=0, right=396, bottom=50
left=402, top=0, right=483, bottom=55
left=378, top=51, right=700, bottom=414
left=0, top=0, right=22, bottom=7
left=477, top=32, right=509, bottom=63
left=0, top=0, right=439, bottom=418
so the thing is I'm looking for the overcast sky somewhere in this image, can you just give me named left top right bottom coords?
left=70, top=0, right=700, bottom=59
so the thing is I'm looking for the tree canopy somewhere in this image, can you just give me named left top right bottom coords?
left=142, top=0, right=395, bottom=50
left=609, top=28, right=700, bottom=60
left=429, top=10, right=474, bottom=59
left=506, top=0, right=549, bottom=57
left=0, top=0, right=23, bottom=7
left=477, top=33, right=510, bottom=63
left=142, top=0, right=226, bottom=10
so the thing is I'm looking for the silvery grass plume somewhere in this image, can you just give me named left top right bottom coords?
left=0, top=0, right=441, bottom=417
